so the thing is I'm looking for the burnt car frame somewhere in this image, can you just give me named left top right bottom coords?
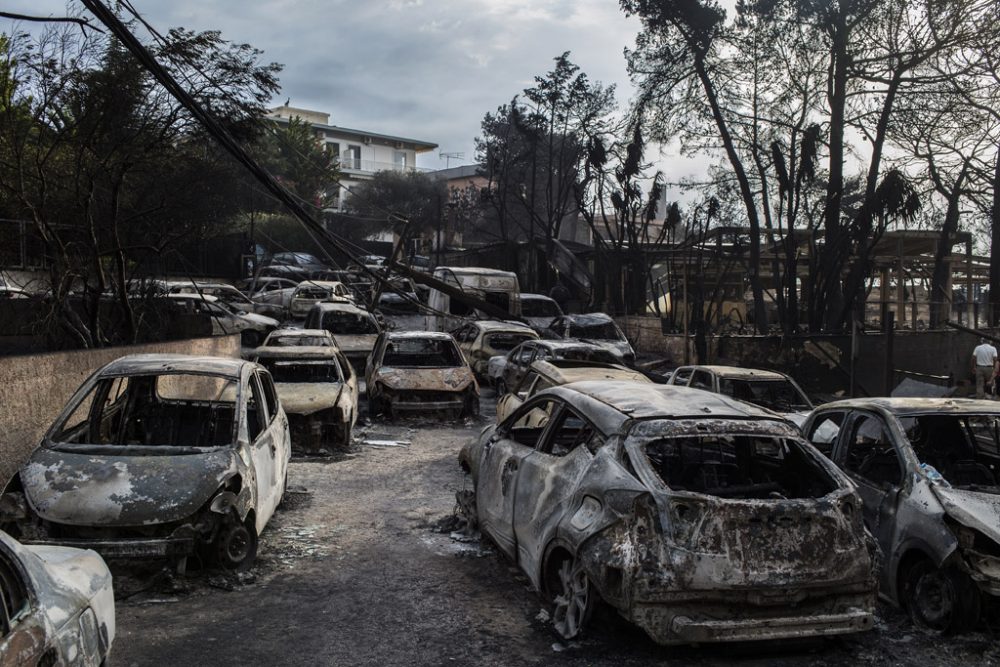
left=253, top=345, right=358, bottom=452
left=803, top=398, right=1000, bottom=633
left=366, top=331, right=479, bottom=419
left=496, top=358, right=652, bottom=423
left=1, top=355, right=291, bottom=572
left=668, top=365, right=814, bottom=428
left=0, top=530, right=115, bottom=666
left=459, top=381, right=877, bottom=645
left=451, top=320, right=539, bottom=381
left=496, top=339, right=620, bottom=396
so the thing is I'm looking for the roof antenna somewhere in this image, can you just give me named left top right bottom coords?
left=439, top=151, right=464, bottom=168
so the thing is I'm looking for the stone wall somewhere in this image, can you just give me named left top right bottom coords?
left=0, top=335, right=240, bottom=486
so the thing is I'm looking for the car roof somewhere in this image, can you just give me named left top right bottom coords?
left=560, top=312, right=614, bottom=324
left=164, top=292, right=219, bottom=303
left=550, top=381, right=787, bottom=421
left=473, top=320, right=536, bottom=333
left=295, top=280, right=343, bottom=289
left=311, top=302, right=371, bottom=316
left=98, top=354, right=250, bottom=379
left=268, top=328, right=332, bottom=338
left=535, top=339, right=606, bottom=351
left=434, top=266, right=515, bottom=278
left=814, top=397, right=1000, bottom=417
left=387, top=331, right=454, bottom=341
left=531, top=360, right=650, bottom=385
left=679, top=365, right=790, bottom=380
left=253, top=346, right=340, bottom=360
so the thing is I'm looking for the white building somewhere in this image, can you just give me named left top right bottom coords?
left=267, top=105, right=438, bottom=211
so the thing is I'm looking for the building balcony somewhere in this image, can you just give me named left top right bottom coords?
left=337, top=157, right=430, bottom=176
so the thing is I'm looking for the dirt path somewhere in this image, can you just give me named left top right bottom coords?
left=113, top=410, right=1000, bottom=667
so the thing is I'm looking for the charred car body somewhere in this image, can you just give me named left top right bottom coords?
left=460, top=381, right=877, bottom=644
left=0, top=530, right=115, bottom=666
left=496, top=359, right=652, bottom=423
left=305, top=302, right=382, bottom=375
left=496, top=339, right=620, bottom=395
left=1, top=355, right=290, bottom=572
left=366, top=331, right=479, bottom=419
left=804, top=398, right=1000, bottom=633
left=253, top=346, right=358, bottom=451
left=451, top=320, right=539, bottom=381
left=546, top=313, right=635, bottom=366
left=669, top=365, right=814, bottom=428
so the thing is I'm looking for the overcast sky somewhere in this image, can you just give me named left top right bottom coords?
left=3, top=1, right=660, bottom=171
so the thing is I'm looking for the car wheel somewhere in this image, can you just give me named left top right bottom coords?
left=213, top=514, right=258, bottom=572
left=550, top=554, right=595, bottom=640
left=902, top=559, right=980, bottom=634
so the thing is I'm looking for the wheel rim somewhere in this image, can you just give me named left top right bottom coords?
left=553, top=559, right=589, bottom=639
left=225, top=525, right=251, bottom=563
left=911, top=567, right=956, bottom=630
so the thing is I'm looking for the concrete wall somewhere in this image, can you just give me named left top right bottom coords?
left=0, top=335, right=240, bottom=486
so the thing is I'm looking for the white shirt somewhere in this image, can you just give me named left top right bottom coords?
left=973, top=343, right=997, bottom=367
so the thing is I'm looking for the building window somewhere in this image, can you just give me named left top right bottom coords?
left=345, top=145, right=362, bottom=170
left=393, top=151, right=407, bottom=171
left=327, top=142, right=340, bottom=157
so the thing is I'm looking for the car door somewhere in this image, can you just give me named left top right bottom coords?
left=245, top=372, right=280, bottom=532
left=669, top=366, right=694, bottom=386
left=477, top=397, right=559, bottom=560
left=512, top=406, right=603, bottom=572
left=0, top=546, right=48, bottom=665
left=834, top=411, right=904, bottom=552
left=505, top=343, right=536, bottom=390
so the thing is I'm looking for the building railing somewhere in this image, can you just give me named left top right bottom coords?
left=336, top=157, right=430, bottom=174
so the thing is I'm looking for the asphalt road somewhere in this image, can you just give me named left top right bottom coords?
left=112, top=396, right=1000, bottom=667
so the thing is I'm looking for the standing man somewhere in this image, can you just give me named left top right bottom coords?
left=972, top=337, right=998, bottom=399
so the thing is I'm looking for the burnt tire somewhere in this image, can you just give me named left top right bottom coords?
left=902, top=559, right=981, bottom=634
left=549, top=553, right=596, bottom=640
left=213, top=514, right=258, bottom=572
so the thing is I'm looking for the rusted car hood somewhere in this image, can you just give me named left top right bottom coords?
left=933, top=486, right=1000, bottom=541
left=21, top=447, right=238, bottom=527
left=275, top=382, right=343, bottom=415
left=375, top=366, right=474, bottom=392
left=332, top=334, right=377, bottom=354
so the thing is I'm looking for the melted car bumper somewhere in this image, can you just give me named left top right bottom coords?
left=23, top=536, right=195, bottom=559
left=629, top=587, right=875, bottom=644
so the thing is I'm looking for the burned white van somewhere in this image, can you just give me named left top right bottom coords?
left=424, top=267, right=521, bottom=332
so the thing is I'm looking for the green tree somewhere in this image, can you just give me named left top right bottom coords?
left=0, top=24, right=280, bottom=347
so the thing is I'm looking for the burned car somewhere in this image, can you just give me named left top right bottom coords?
left=261, top=328, right=336, bottom=348
left=546, top=313, right=635, bottom=365
left=459, top=381, right=877, bottom=644
left=496, top=339, right=620, bottom=395
left=253, top=346, right=358, bottom=451
left=496, top=358, right=652, bottom=423
left=305, top=301, right=382, bottom=374
left=451, top=320, right=539, bottom=381
left=1, top=355, right=290, bottom=572
left=366, top=331, right=479, bottom=419
left=668, top=365, right=814, bottom=428
left=804, top=398, right=1000, bottom=633
left=288, top=280, right=353, bottom=319
left=0, top=530, right=115, bottom=666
